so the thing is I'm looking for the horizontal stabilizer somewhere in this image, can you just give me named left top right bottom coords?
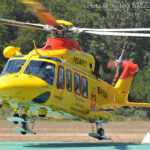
left=125, top=102, right=150, bottom=108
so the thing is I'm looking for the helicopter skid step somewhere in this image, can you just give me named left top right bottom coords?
left=89, top=132, right=110, bottom=140
left=7, top=117, right=32, bottom=124
left=13, top=127, right=36, bottom=135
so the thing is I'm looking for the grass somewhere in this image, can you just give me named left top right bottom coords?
left=0, top=109, right=149, bottom=122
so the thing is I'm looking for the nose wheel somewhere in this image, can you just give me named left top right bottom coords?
left=13, top=113, right=19, bottom=124
left=12, top=114, right=36, bottom=135
left=8, top=114, right=36, bottom=135
left=7, top=106, right=36, bottom=135
left=21, top=114, right=28, bottom=135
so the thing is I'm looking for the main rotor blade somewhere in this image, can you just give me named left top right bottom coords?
left=84, top=31, right=150, bottom=37
left=0, top=18, right=49, bottom=31
left=20, top=0, right=62, bottom=30
left=76, top=28, right=150, bottom=33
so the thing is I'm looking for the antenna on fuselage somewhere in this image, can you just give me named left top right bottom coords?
left=33, top=40, right=40, bottom=55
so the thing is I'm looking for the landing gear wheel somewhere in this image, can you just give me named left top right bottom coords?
left=21, top=114, right=28, bottom=135
left=89, top=121, right=110, bottom=140
left=22, top=114, right=27, bottom=121
left=21, top=131, right=26, bottom=135
left=97, top=128, right=104, bottom=136
left=13, top=114, right=19, bottom=124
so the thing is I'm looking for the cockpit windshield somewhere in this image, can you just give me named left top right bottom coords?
left=0, top=59, right=26, bottom=77
left=24, top=60, right=55, bottom=85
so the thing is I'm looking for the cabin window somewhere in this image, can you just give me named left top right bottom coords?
left=81, top=76, right=88, bottom=98
left=66, top=69, right=72, bottom=92
left=74, top=73, right=80, bottom=95
left=57, top=66, right=65, bottom=89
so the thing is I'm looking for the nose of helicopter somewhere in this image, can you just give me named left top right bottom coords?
left=0, top=74, right=50, bottom=103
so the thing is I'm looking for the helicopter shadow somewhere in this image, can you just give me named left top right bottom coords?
left=24, top=142, right=139, bottom=150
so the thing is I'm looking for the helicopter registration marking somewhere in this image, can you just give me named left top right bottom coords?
left=73, top=57, right=87, bottom=67
left=98, top=87, right=108, bottom=99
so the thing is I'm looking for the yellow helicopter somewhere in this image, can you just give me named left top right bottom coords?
left=1, top=0, right=150, bottom=140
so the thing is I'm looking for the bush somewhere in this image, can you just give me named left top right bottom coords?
left=111, top=107, right=148, bottom=120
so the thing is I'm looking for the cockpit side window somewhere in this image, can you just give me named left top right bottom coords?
left=24, top=60, right=55, bottom=85
left=0, top=59, right=26, bottom=76
left=0, top=60, right=10, bottom=77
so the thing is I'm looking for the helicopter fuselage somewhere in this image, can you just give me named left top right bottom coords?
left=0, top=38, right=139, bottom=122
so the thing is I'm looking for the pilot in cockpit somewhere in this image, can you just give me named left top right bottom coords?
left=43, top=65, right=55, bottom=85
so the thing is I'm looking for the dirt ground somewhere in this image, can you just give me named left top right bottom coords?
left=0, top=120, right=150, bottom=143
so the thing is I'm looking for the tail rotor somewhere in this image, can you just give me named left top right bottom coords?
left=107, top=37, right=128, bottom=86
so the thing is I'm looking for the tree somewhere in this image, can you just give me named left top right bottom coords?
left=0, top=0, right=150, bottom=106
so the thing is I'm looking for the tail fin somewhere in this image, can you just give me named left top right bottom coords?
left=115, top=61, right=138, bottom=92
left=115, top=61, right=150, bottom=108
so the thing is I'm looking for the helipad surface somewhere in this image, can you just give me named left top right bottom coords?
left=0, top=142, right=150, bottom=150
